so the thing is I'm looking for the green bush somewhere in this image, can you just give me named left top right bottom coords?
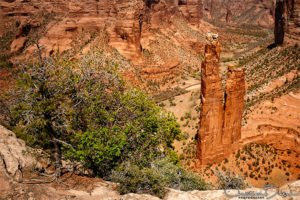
left=69, top=89, right=181, bottom=176
left=11, top=50, right=183, bottom=182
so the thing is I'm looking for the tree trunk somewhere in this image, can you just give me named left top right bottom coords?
left=52, top=138, right=62, bottom=179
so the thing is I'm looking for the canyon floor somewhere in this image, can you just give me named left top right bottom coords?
left=160, top=28, right=300, bottom=187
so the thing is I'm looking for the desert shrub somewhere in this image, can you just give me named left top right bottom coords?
left=111, top=159, right=208, bottom=198
left=0, top=54, right=13, bottom=69
left=183, top=112, right=192, bottom=120
left=216, top=171, right=247, bottom=189
left=111, top=162, right=167, bottom=198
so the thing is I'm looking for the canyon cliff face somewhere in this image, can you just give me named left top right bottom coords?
left=275, top=0, right=300, bottom=45
left=0, top=0, right=207, bottom=90
left=0, top=0, right=203, bottom=59
left=284, top=0, right=300, bottom=36
left=177, top=0, right=203, bottom=25
left=198, top=42, right=245, bottom=165
left=202, top=0, right=274, bottom=27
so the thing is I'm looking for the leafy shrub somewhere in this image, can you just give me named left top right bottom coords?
left=11, top=50, right=182, bottom=181
left=68, top=87, right=181, bottom=176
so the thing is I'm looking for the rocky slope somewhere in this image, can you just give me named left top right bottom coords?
left=0, top=0, right=210, bottom=92
left=0, top=0, right=286, bottom=91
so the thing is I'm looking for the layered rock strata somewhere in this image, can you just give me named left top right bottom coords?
left=197, top=41, right=246, bottom=165
left=177, top=0, right=203, bottom=25
left=0, top=0, right=203, bottom=60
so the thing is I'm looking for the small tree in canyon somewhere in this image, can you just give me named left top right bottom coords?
left=11, top=55, right=78, bottom=179
left=11, top=50, right=182, bottom=183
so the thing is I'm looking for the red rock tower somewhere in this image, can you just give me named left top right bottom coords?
left=222, top=66, right=245, bottom=147
left=197, top=35, right=245, bottom=165
left=198, top=39, right=224, bottom=165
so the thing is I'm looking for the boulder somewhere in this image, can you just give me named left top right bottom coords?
left=0, top=125, right=35, bottom=180
left=10, top=37, right=27, bottom=53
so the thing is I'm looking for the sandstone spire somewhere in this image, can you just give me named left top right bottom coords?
left=222, top=66, right=245, bottom=146
left=197, top=36, right=245, bottom=165
left=197, top=38, right=224, bottom=165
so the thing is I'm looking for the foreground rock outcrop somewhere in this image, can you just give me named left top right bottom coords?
left=0, top=125, right=35, bottom=199
left=197, top=39, right=245, bottom=165
left=0, top=125, right=34, bottom=180
left=1, top=125, right=299, bottom=199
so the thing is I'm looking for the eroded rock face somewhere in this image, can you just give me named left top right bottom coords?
left=178, top=0, right=203, bottom=25
left=275, top=0, right=300, bottom=45
left=287, top=0, right=300, bottom=36
left=242, top=125, right=300, bottom=153
left=0, top=0, right=204, bottom=61
left=0, top=125, right=36, bottom=199
left=203, top=0, right=274, bottom=28
left=198, top=41, right=225, bottom=165
left=222, top=66, right=245, bottom=147
left=198, top=42, right=245, bottom=165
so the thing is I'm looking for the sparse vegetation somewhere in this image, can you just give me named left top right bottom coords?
left=111, top=159, right=208, bottom=198
left=243, top=44, right=300, bottom=112
left=216, top=171, right=247, bottom=189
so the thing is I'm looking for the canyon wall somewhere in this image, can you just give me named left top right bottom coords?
left=0, top=0, right=203, bottom=60
left=285, top=0, right=300, bottom=36
left=197, top=41, right=246, bottom=165
left=178, top=0, right=203, bottom=25
left=202, top=0, right=274, bottom=27
left=275, top=0, right=300, bottom=45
